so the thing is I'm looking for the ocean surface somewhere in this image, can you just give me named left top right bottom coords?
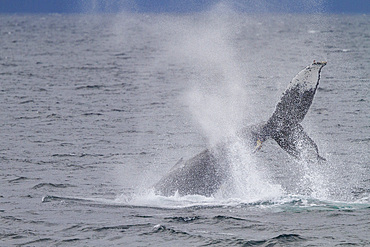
left=0, top=11, right=369, bottom=246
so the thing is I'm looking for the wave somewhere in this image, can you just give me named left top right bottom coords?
left=141, top=224, right=306, bottom=246
left=41, top=193, right=370, bottom=212
left=240, top=234, right=305, bottom=246
left=32, top=183, right=76, bottom=189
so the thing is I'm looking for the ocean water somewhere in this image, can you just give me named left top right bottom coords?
left=0, top=10, right=369, bottom=246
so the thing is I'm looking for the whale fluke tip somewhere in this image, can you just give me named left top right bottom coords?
left=312, top=60, right=327, bottom=66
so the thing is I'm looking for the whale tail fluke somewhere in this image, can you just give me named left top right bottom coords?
left=272, top=124, right=326, bottom=162
left=255, top=61, right=327, bottom=162
left=267, top=61, right=327, bottom=132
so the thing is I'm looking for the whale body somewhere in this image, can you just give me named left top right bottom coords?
left=154, top=61, right=327, bottom=197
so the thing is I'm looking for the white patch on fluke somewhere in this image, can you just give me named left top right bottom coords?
left=287, top=62, right=325, bottom=93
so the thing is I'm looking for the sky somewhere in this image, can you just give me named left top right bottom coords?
left=0, top=0, right=369, bottom=14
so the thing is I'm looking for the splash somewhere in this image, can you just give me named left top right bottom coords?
left=297, top=159, right=329, bottom=199
left=171, top=5, right=251, bottom=145
left=108, top=2, right=364, bottom=204
left=161, top=5, right=283, bottom=201
left=216, top=139, right=284, bottom=201
left=115, top=185, right=282, bottom=209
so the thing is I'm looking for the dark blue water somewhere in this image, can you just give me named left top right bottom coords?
left=0, top=11, right=369, bottom=246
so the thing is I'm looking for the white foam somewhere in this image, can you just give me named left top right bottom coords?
left=216, top=139, right=284, bottom=201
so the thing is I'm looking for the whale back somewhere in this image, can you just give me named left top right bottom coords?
left=154, top=149, right=228, bottom=196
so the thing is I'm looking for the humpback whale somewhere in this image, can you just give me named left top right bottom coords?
left=154, top=61, right=327, bottom=197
